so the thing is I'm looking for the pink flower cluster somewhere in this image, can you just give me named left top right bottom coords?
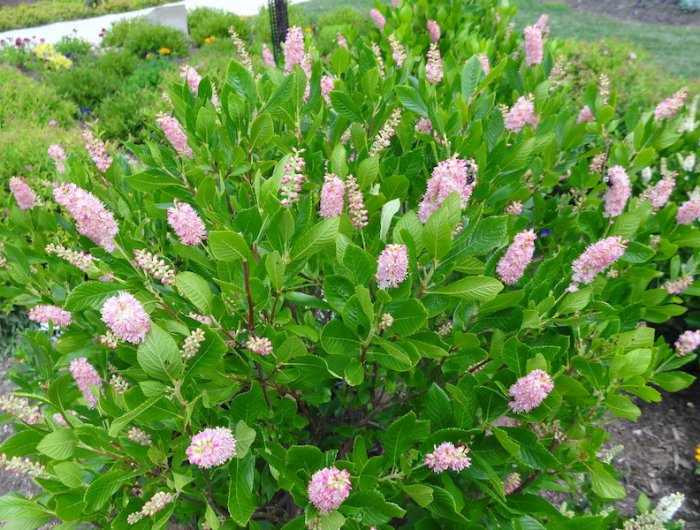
left=0, top=394, right=42, bottom=424
left=45, top=243, right=94, bottom=272
left=181, top=328, right=206, bottom=360
left=346, top=175, right=368, bottom=228
left=280, top=148, right=307, bottom=207
left=503, top=472, right=522, bottom=495
left=508, top=369, right=553, bottom=413
left=101, top=292, right=151, bottom=344
left=229, top=29, right=253, bottom=74
left=180, top=65, right=201, bottom=93
left=389, top=34, right=406, bottom=69
left=48, top=144, right=66, bottom=173
left=82, top=130, right=112, bottom=173
left=569, top=236, right=627, bottom=291
left=109, top=374, right=130, bottom=394
left=664, top=277, right=693, bottom=294
left=418, top=156, right=477, bottom=223
left=337, top=32, right=348, bottom=49
left=307, top=467, right=352, bottom=514
left=424, top=442, right=471, bottom=473
left=376, top=244, right=408, bottom=289
left=186, top=427, right=237, bottom=468
left=54, top=182, right=119, bottom=252
left=157, top=113, right=192, bottom=158
left=369, top=108, right=402, bottom=157
left=69, top=357, right=103, bottom=409
left=675, top=329, right=700, bottom=356
left=426, top=43, right=443, bottom=84
left=0, top=454, right=48, bottom=479
left=9, top=176, right=37, bottom=210
left=262, top=44, right=276, bottom=67
left=427, top=20, right=440, bottom=43
left=577, top=106, right=595, bottom=124
left=414, top=118, right=433, bottom=135
left=284, top=26, right=306, bottom=74
left=246, top=336, right=273, bottom=356
left=649, top=175, right=675, bottom=211
left=132, top=249, right=175, bottom=286
left=676, top=197, right=700, bottom=225
left=379, top=313, right=394, bottom=330
left=504, top=95, right=538, bottom=133
left=128, top=427, right=152, bottom=446
left=321, top=75, right=334, bottom=105
left=28, top=305, right=72, bottom=327
left=654, top=87, right=688, bottom=121
left=505, top=201, right=523, bottom=215
left=603, top=166, right=631, bottom=218
left=320, top=173, right=345, bottom=218
left=370, top=8, right=386, bottom=31
left=524, top=24, right=543, bottom=66
left=127, top=492, right=174, bottom=524
left=477, top=54, right=490, bottom=75
left=496, top=229, right=537, bottom=285
left=167, top=200, right=207, bottom=245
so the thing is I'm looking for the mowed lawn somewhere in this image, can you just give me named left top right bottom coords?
left=300, top=0, right=700, bottom=79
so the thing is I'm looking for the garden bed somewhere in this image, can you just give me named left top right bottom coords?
left=554, top=0, right=700, bottom=26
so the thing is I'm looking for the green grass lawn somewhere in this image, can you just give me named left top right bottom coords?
left=513, top=0, right=700, bottom=79
left=299, top=0, right=700, bottom=79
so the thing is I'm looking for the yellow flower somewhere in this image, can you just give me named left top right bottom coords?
left=210, top=36, right=216, bottom=40
left=305, top=27, right=312, bottom=32
left=243, top=17, right=248, bottom=21
left=204, top=37, right=211, bottom=43
left=146, top=53, right=152, bottom=59
left=696, top=443, right=700, bottom=461
left=160, top=48, right=171, bottom=55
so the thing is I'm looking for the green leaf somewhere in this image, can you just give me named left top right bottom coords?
left=84, top=471, right=138, bottom=513
left=603, top=394, right=640, bottom=421
left=137, top=324, right=182, bottom=381
left=0, top=494, right=50, bottom=520
left=64, top=282, right=123, bottom=312
left=176, top=272, right=213, bottom=314
left=54, top=462, right=83, bottom=489
left=286, top=445, right=323, bottom=477
left=321, top=319, right=360, bottom=354
left=380, top=198, right=401, bottom=242
left=344, top=357, right=365, bottom=387
left=622, top=241, right=655, bottom=263
left=108, top=395, right=160, bottom=437
left=185, top=326, right=227, bottom=378
left=381, top=412, right=430, bottom=465
left=54, top=492, right=86, bottom=522
left=234, top=421, right=257, bottom=459
left=423, top=206, right=453, bottom=260
left=433, top=276, right=503, bottom=301
left=403, top=484, right=433, bottom=508
left=329, top=91, right=364, bottom=122
left=391, top=299, right=428, bottom=336
left=229, top=382, right=267, bottom=424
left=652, top=371, right=696, bottom=392
left=265, top=251, right=285, bottom=291
left=290, top=217, right=340, bottom=262
left=395, top=86, right=429, bottom=118
left=421, top=384, right=452, bottom=429
left=228, top=455, right=256, bottom=527
left=461, top=56, right=483, bottom=101
left=209, top=231, right=250, bottom=261
left=250, top=113, right=274, bottom=150
left=558, top=287, right=592, bottom=315
left=323, top=275, right=355, bottom=314
left=36, top=429, right=77, bottom=460
left=357, top=156, right=379, bottom=188
left=589, top=462, right=626, bottom=499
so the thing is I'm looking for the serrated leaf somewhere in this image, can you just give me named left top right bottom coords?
left=64, top=282, right=123, bottom=312
left=432, top=276, right=503, bottom=301
left=228, top=456, right=256, bottom=526
left=137, top=324, right=182, bottom=381
left=209, top=231, right=250, bottom=261
left=176, top=272, right=213, bottom=314
left=36, top=430, right=77, bottom=460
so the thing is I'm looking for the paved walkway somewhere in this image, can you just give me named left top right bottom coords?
left=0, top=0, right=305, bottom=44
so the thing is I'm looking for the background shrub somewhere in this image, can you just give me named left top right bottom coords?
left=187, top=7, right=250, bottom=46
left=102, top=17, right=189, bottom=58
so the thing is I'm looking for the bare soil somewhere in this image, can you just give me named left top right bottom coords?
left=554, top=0, right=700, bottom=26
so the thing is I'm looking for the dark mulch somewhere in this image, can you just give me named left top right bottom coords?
left=555, top=0, right=700, bottom=26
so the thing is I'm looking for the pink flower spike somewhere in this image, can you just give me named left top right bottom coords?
left=180, top=65, right=202, bottom=93
left=157, top=113, right=192, bottom=158
left=603, top=165, right=631, bottom=219
left=426, top=43, right=443, bottom=84
left=676, top=197, right=700, bottom=225
left=369, top=108, right=402, bottom=157
left=376, top=244, right=408, bottom=290
left=418, top=156, right=478, bottom=223
left=524, top=24, right=543, bottom=66
left=82, top=130, right=112, bottom=173
left=307, top=467, right=352, bottom=514
left=246, top=336, right=273, bottom=356
left=504, top=95, right=538, bottom=133
left=320, top=173, right=345, bottom=218
left=424, top=442, right=471, bottom=473
left=654, top=87, right=688, bottom=121
left=577, top=106, right=595, bottom=124
left=649, top=175, right=675, bottom=211
left=321, top=75, right=334, bottom=105
left=675, top=329, right=700, bottom=356
left=370, top=9, right=385, bottom=31
left=568, top=236, right=627, bottom=291
left=477, top=54, right=490, bottom=75
left=284, top=26, right=305, bottom=74
left=664, top=277, right=693, bottom=294
left=28, top=305, right=72, bottom=327
left=496, top=229, right=537, bottom=285
left=186, top=427, right=236, bottom=468
left=337, top=32, right=348, bottom=49
left=53, top=182, right=119, bottom=252
left=167, top=200, right=207, bottom=245
left=48, top=144, right=67, bottom=174
left=392, top=0, right=399, bottom=6
left=262, top=44, right=276, bottom=67
left=280, top=148, right=307, bottom=207
left=69, top=357, right=103, bottom=409
left=9, top=177, right=37, bottom=210
left=101, top=292, right=151, bottom=345
left=345, top=175, right=368, bottom=228
left=427, top=20, right=440, bottom=43
left=389, top=34, right=406, bottom=69
left=508, top=369, right=553, bottom=413
left=504, top=472, right=522, bottom=494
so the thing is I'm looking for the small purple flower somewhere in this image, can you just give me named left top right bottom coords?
left=540, top=229, right=551, bottom=236
left=80, top=107, right=91, bottom=114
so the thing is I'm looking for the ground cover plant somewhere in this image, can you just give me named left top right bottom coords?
left=1, top=0, right=700, bottom=529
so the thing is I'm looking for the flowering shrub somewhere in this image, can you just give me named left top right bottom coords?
left=0, top=0, right=699, bottom=529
